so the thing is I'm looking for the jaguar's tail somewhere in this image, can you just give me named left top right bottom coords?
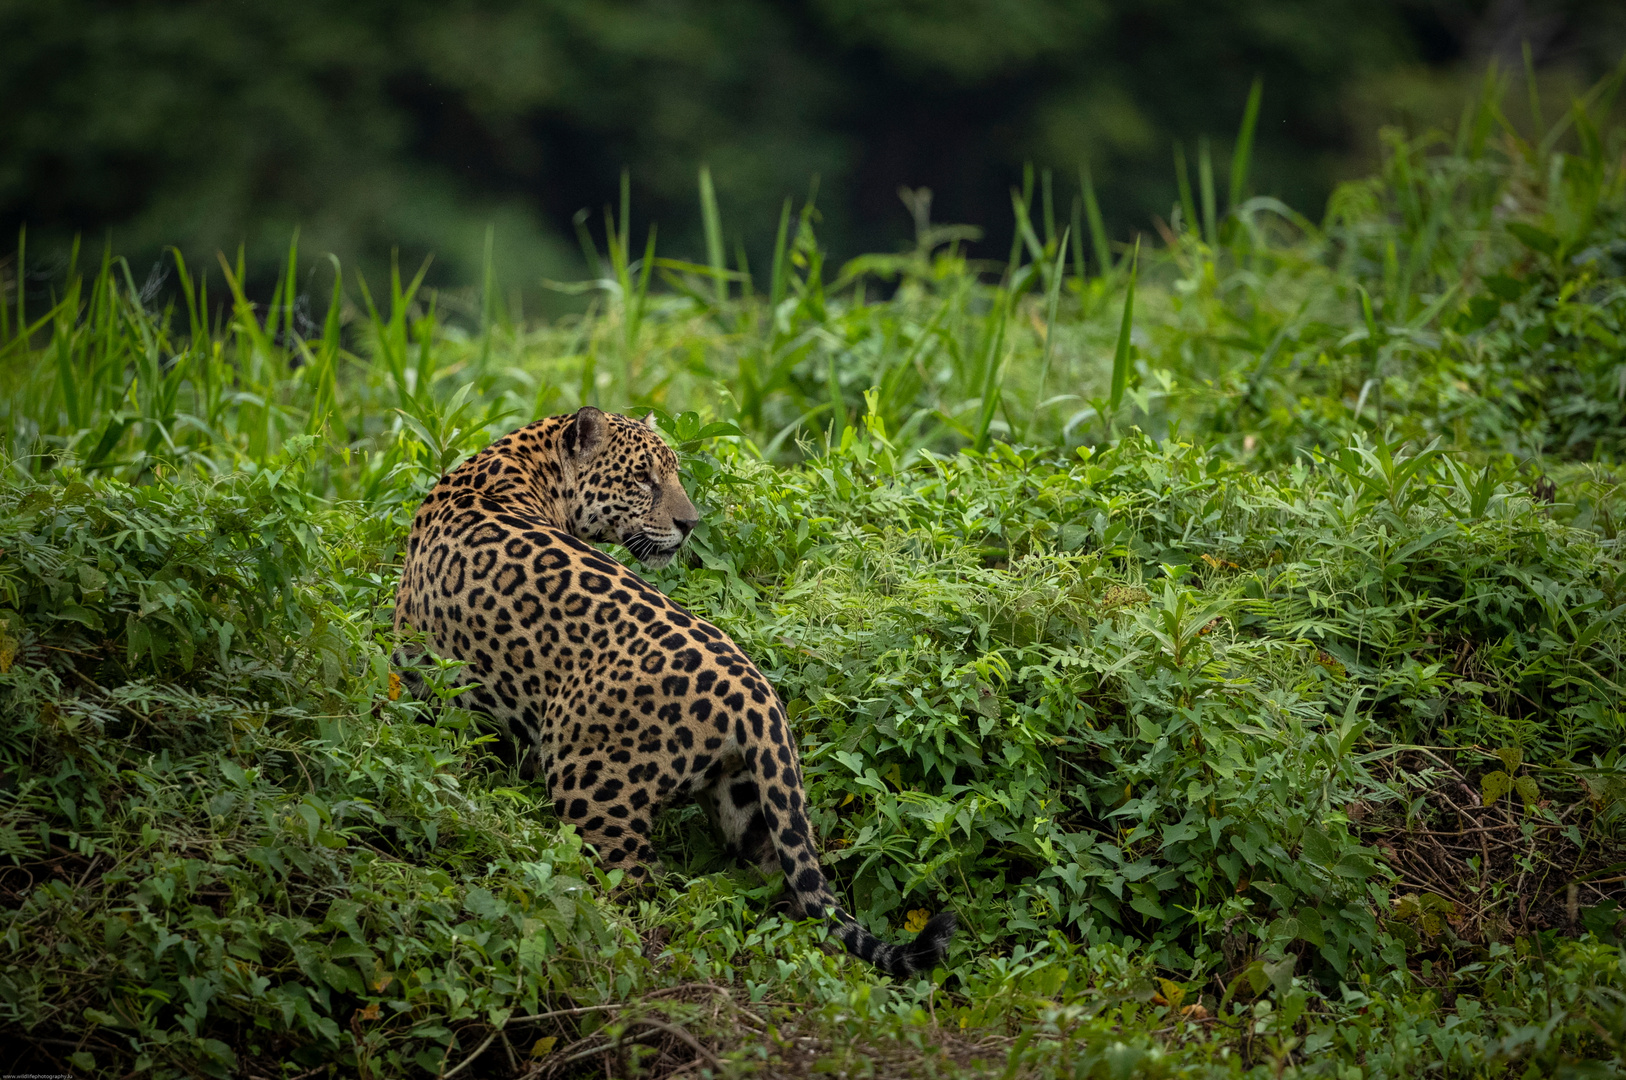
left=754, top=761, right=955, bottom=977
left=827, top=906, right=958, bottom=979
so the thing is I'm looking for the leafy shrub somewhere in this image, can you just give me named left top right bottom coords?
left=5, top=69, right=1626, bottom=1080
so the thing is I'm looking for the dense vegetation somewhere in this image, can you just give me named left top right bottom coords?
left=3, top=72, right=1626, bottom=1077
left=6, top=0, right=1626, bottom=287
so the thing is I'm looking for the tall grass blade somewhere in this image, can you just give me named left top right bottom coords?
left=769, top=197, right=793, bottom=311
left=699, top=165, right=728, bottom=306
left=305, top=254, right=345, bottom=438
left=1030, top=228, right=1070, bottom=437
left=1041, top=167, right=1056, bottom=247
left=1108, top=238, right=1140, bottom=416
left=1538, top=51, right=1626, bottom=158
left=1451, top=87, right=1479, bottom=158
left=1008, top=164, right=1035, bottom=271
left=1011, top=188, right=1045, bottom=265
left=281, top=229, right=300, bottom=344
left=1523, top=41, right=1543, bottom=132
left=734, top=238, right=752, bottom=299
left=1079, top=164, right=1111, bottom=276
left=1468, top=63, right=1509, bottom=158
left=54, top=291, right=81, bottom=432
left=171, top=248, right=204, bottom=344
left=972, top=221, right=1038, bottom=451
left=1229, top=77, right=1263, bottom=212
left=618, top=171, right=632, bottom=259
left=1198, top=138, right=1217, bottom=247
left=1174, top=143, right=1198, bottom=237
left=92, top=243, right=119, bottom=419
left=972, top=289, right=1011, bottom=452
left=604, top=171, right=653, bottom=369
left=573, top=208, right=603, bottom=279
left=634, top=224, right=658, bottom=347
left=413, top=291, right=438, bottom=408
left=1069, top=196, right=1086, bottom=284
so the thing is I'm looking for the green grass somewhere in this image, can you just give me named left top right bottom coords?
left=3, top=67, right=1626, bottom=1079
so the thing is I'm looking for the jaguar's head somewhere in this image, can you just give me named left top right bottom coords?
left=561, top=406, right=699, bottom=569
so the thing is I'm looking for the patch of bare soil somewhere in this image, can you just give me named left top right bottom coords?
left=402, top=983, right=1024, bottom=1080
left=1357, top=748, right=1626, bottom=951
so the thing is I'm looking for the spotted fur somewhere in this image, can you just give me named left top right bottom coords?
left=393, top=406, right=956, bottom=977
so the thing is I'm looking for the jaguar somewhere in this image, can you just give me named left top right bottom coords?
left=393, top=406, right=956, bottom=977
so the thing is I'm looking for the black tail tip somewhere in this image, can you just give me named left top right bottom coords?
left=903, top=910, right=957, bottom=971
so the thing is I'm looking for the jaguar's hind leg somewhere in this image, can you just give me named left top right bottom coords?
left=549, top=762, right=662, bottom=884
left=391, top=640, right=543, bottom=772
left=700, top=757, right=779, bottom=879
left=573, top=813, right=662, bottom=884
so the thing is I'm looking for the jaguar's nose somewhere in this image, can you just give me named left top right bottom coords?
left=674, top=517, right=698, bottom=537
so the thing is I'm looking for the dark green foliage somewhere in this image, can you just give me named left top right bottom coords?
left=0, top=469, right=646, bottom=1076
left=4, top=422, right=1625, bottom=1077
left=669, top=425, right=1624, bottom=974
left=7, top=0, right=1626, bottom=284
left=5, top=72, right=1626, bottom=1079
left=6, top=66, right=1626, bottom=482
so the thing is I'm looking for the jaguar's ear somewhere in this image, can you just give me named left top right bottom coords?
left=565, top=405, right=608, bottom=462
left=643, top=411, right=659, bottom=431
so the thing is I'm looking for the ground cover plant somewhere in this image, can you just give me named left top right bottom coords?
left=2, top=67, right=1626, bottom=1078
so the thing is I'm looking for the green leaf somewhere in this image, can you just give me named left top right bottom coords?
left=1299, top=827, right=1336, bottom=868
left=321, top=960, right=365, bottom=995
left=1129, top=886, right=1166, bottom=920
left=1481, top=770, right=1512, bottom=806
left=1294, top=906, right=1325, bottom=947
left=1332, top=853, right=1377, bottom=880
left=329, top=939, right=373, bottom=961
left=1506, top=222, right=1559, bottom=255
left=1262, top=956, right=1296, bottom=997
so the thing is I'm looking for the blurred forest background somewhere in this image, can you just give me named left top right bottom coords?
left=4, top=0, right=1626, bottom=297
